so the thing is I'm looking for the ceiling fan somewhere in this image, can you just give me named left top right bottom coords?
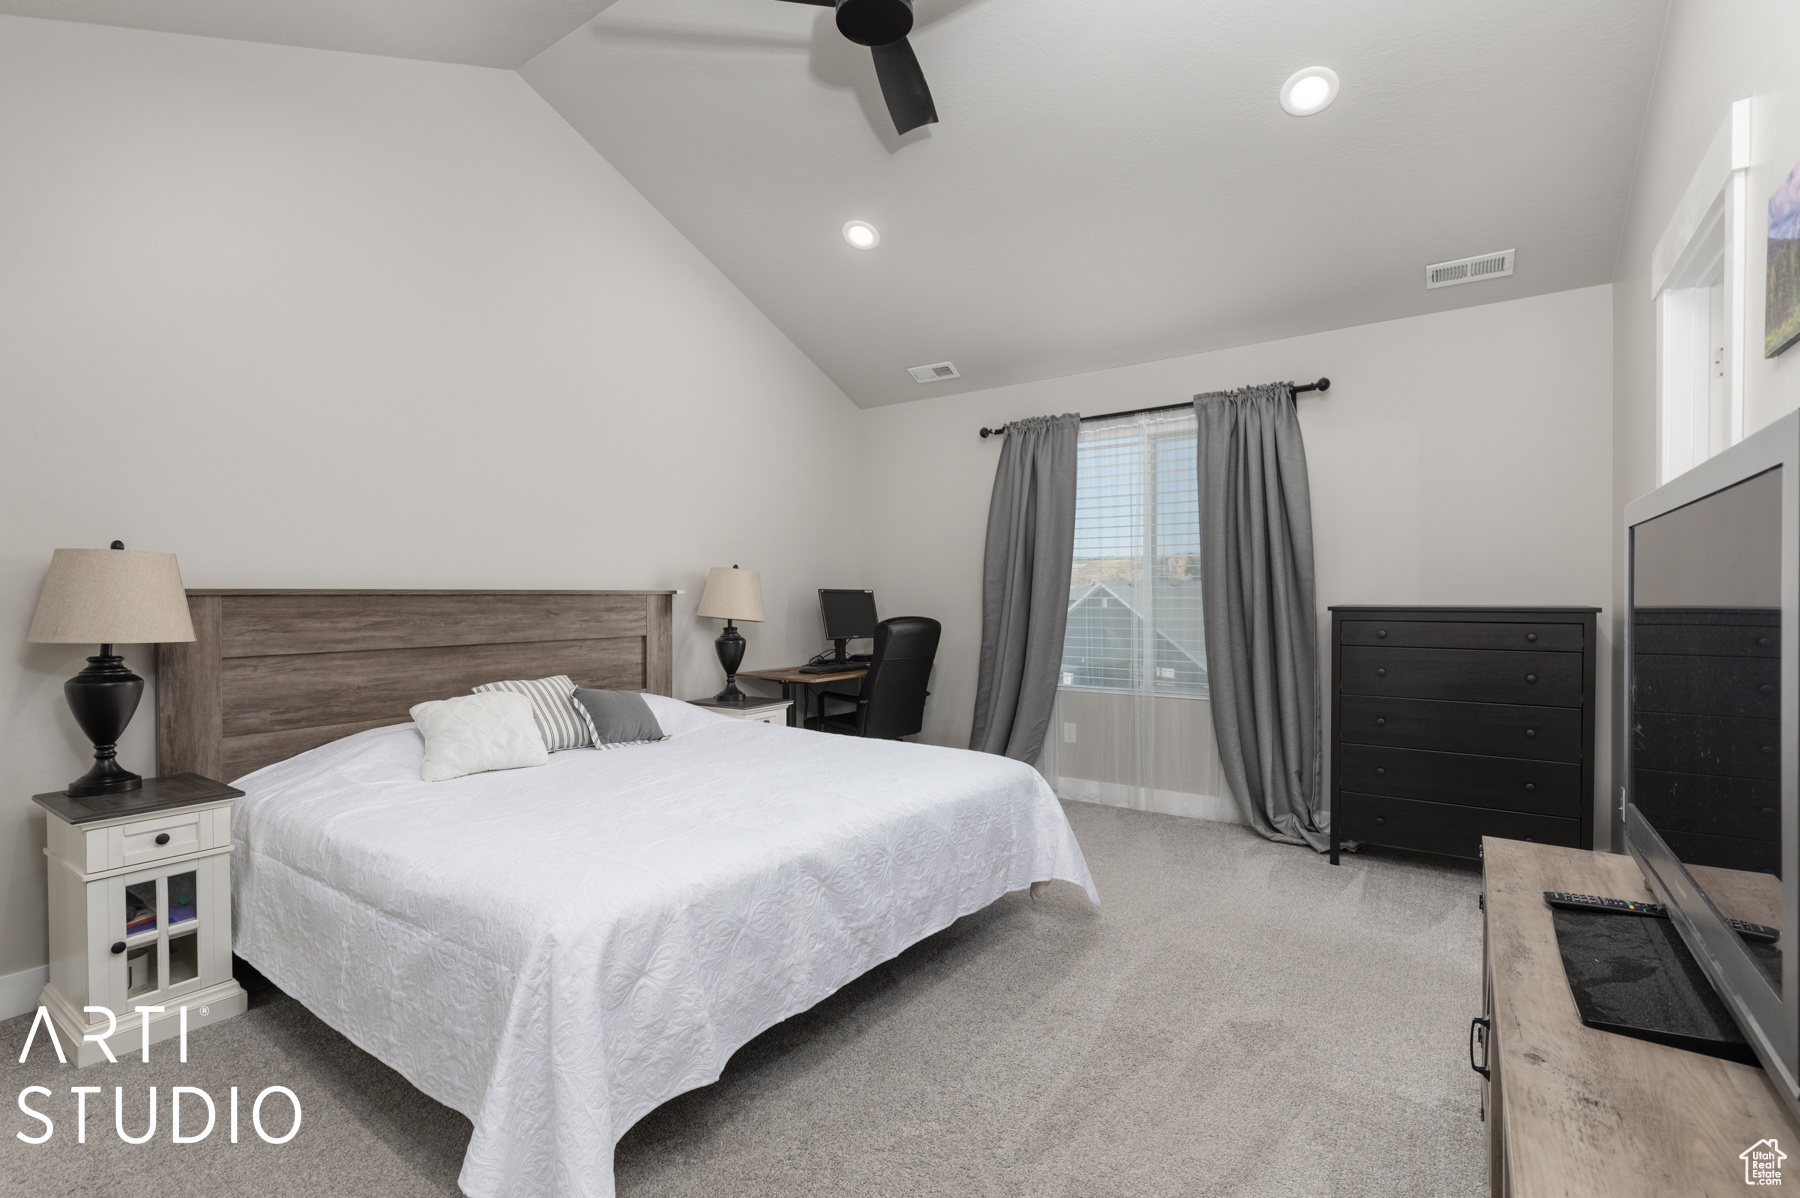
left=775, top=0, right=938, bottom=135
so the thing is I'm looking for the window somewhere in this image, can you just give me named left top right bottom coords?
left=1060, top=409, right=1207, bottom=696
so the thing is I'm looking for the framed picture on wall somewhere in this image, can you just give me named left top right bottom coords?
left=1767, top=158, right=1800, bottom=357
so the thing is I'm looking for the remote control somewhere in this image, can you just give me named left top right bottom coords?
left=1543, top=892, right=1781, bottom=944
left=1545, top=891, right=1667, bottom=916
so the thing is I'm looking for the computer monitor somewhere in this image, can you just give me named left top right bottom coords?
left=819, top=589, right=878, bottom=661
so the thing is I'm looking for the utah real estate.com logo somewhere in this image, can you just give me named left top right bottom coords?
left=1744, top=1138, right=1787, bottom=1186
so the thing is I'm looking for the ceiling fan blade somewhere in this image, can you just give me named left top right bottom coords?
left=870, top=38, right=937, bottom=135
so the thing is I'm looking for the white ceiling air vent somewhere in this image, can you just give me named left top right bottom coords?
left=1425, top=249, right=1515, bottom=289
left=907, top=361, right=961, bottom=384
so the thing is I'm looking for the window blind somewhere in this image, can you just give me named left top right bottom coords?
left=1060, top=408, right=1207, bottom=697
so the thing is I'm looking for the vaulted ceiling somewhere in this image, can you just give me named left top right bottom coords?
left=3, top=0, right=1671, bottom=406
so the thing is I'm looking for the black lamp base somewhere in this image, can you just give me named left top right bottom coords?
left=64, top=648, right=145, bottom=798
left=714, top=621, right=748, bottom=703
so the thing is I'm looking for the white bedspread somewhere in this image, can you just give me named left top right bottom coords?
left=231, top=696, right=1096, bottom=1198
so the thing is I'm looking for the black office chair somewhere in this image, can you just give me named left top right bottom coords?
left=806, top=616, right=940, bottom=739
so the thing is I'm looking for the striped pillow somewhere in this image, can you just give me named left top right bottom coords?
left=471, top=675, right=597, bottom=752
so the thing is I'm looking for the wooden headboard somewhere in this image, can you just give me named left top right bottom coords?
left=156, top=590, right=675, bottom=782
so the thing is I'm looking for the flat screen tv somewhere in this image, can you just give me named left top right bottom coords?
left=1626, top=409, right=1798, bottom=1112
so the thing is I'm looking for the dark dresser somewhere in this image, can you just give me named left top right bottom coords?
left=1631, top=606, right=1780, bottom=875
left=1329, top=606, right=1598, bottom=865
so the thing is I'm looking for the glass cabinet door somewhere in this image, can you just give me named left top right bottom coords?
left=109, top=859, right=215, bottom=1009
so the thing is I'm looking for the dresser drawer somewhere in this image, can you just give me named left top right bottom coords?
left=1340, top=646, right=1583, bottom=707
left=1339, top=694, right=1583, bottom=762
left=1634, top=622, right=1779, bottom=658
left=1634, top=768, right=1779, bottom=840
left=1341, top=620, right=1584, bottom=652
left=1338, top=792, right=1581, bottom=860
left=1336, top=744, right=1581, bottom=817
left=1633, top=653, right=1778, bottom=719
left=1634, top=712, right=1779, bottom=780
left=1654, top=827, right=1780, bottom=876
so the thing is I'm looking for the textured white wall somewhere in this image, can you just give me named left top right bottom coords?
left=0, top=16, right=861, bottom=983
left=859, top=286, right=1615, bottom=833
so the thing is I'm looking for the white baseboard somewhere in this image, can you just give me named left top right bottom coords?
left=0, top=965, right=48, bottom=1022
left=1055, top=778, right=1245, bottom=826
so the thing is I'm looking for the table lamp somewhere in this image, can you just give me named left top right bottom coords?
left=27, top=542, right=196, bottom=796
left=696, top=565, right=764, bottom=703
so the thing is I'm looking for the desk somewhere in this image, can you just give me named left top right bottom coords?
left=738, top=664, right=869, bottom=728
left=1481, top=836, right=1800, bottom=1195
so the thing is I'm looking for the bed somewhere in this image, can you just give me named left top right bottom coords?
left=155, top=590, right=1097, bottom=1198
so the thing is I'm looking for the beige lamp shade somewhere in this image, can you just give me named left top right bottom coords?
left=27, top=548, right=196, bottom=644
left=696, top=566, right=764, bottom=623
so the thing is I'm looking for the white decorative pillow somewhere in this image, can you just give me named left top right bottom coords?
left=471, top=674, right=597, bottom=751
left=409, top=692, right=549, bottom=782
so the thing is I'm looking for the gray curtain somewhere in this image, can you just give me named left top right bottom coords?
left=1195, top=384, right=1329, bottom=849
left=970, top=413, right=1080, bottom=761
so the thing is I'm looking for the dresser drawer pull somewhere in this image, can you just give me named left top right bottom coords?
left=1525, top=674, right=1537, bottom=684
left=1374, top=767, right=1386, bottom=776
left=1762, top=684, right=1774, bottom=693
left=1375, top=816, right=1385, bottom=825
left=1526, top=633, right=1538, bottom=643
left=1469, top=1016, right=1491, bottom=1080
left=155, top=833, right=171, bottom=846
left=1523, top=836, right=1535, bottom=842
left=1377, top=668, right=1387, bottom=677
left=1764, top=745, right=1777, bottom=755
left=1524, top=729, right=1536, bottom=738
left=110, top=941, right=126, bottom=955
left=1377, top=629, right=1388, bottom=638
left=1376, top=718, right=1387, bottom=727
left=1524, top=782, right=1536, bottom=792
left=1764, top=807, right=1776, bottom=817
left=1758, top=636, right=1770, bottom=646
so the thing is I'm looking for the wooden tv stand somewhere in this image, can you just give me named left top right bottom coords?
left=1480, top=837, right=1798, bottom=1196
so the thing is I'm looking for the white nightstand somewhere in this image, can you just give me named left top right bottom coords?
left=687, top=696, right=792, bottom=726
left=35, top=774, right=249, bottom=1066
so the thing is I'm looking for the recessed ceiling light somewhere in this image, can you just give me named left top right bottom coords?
left=1281, top=66, right=1339, bottom=116
left=843, top=220, right=880, bottom=249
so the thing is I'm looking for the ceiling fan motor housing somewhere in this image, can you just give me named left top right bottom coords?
left=836, top=0, right=913, bottom=46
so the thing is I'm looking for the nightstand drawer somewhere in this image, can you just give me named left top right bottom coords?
left=111, top=810, right=207, bottom=869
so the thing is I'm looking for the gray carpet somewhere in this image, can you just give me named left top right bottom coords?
left=1, top=802, right=1485, bottom=1197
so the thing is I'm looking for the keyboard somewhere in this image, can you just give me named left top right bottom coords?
left=799, top=661, right=862, bottom=675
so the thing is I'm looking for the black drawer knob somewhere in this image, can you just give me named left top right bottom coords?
left=111, top=941, right=126, bottom=955
left=1524, top=836, right=1535, bottom=843
left=1763, top=807, right=1776, bottom=817
left=1376, top=717, right=1387, bottom=727
left=1375, top=816, right=1385, bottom=825
left=1526, top=632, right=1538, bottom=643
left=1758, top=636, right=1770, bottom=646
left=1375, top=767, right=1386, bottom=776
left=1762, top=684, right=1774, bottom=693
left=1376, top=668, right=1387, bottom=677
left=1524, top=782, right=1536, bottom=792
left=1525, top=674, right=1537, bottom=684
left=1377, top=629, right=1388, bottom=638
left=1764, top=745, right=1777, bottom=755
left=155, top=832, right=171, bottom=846
left=1524, top=729, right=1537, bottom=738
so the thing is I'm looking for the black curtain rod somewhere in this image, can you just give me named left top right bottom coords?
left=978, top=377, right=1330, bottom=439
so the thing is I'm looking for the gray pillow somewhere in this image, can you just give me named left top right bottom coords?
left=571, top=689, right=668, bottom=750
